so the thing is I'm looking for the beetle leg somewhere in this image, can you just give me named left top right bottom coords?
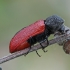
left=24, top=37, right=33, bottom=56
left=43, top=36, right=49, bottom=52
left=45, top=36, right=49, bottom=46
left=24, top=46, right=31, bottom=56
left=32, top=45, right=41, bottom=57
left=40, top=36, right=49, bottom=53
left=24, top=36, right=41, bottom=57
left=29, top=36, right=41, bottom=57
left=40, top=42, right=47, bottom=52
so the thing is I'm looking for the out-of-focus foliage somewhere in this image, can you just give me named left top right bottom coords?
left=0, top=0, right=70, bottom=70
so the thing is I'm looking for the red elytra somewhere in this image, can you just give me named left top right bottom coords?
left=9, top=20, right=45, bottom=53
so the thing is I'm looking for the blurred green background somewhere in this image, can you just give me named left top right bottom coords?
left=0, top=0, right=70, bottom=70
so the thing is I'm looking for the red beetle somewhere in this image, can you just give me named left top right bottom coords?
left=9, top=15, right=65, bottom=53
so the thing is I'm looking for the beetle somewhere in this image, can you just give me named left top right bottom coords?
left=9, top=15, right=65, bottom=55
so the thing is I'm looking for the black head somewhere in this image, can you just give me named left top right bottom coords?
left=45, top=15, right=65, bottom=33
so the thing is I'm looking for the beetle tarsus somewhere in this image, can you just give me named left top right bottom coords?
left=42, top=48, right=48, bottom=52
left=36, top=51, right=41, bottom=57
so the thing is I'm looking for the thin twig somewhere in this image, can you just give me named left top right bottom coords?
left=0, top=33, right=70, bottom=64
